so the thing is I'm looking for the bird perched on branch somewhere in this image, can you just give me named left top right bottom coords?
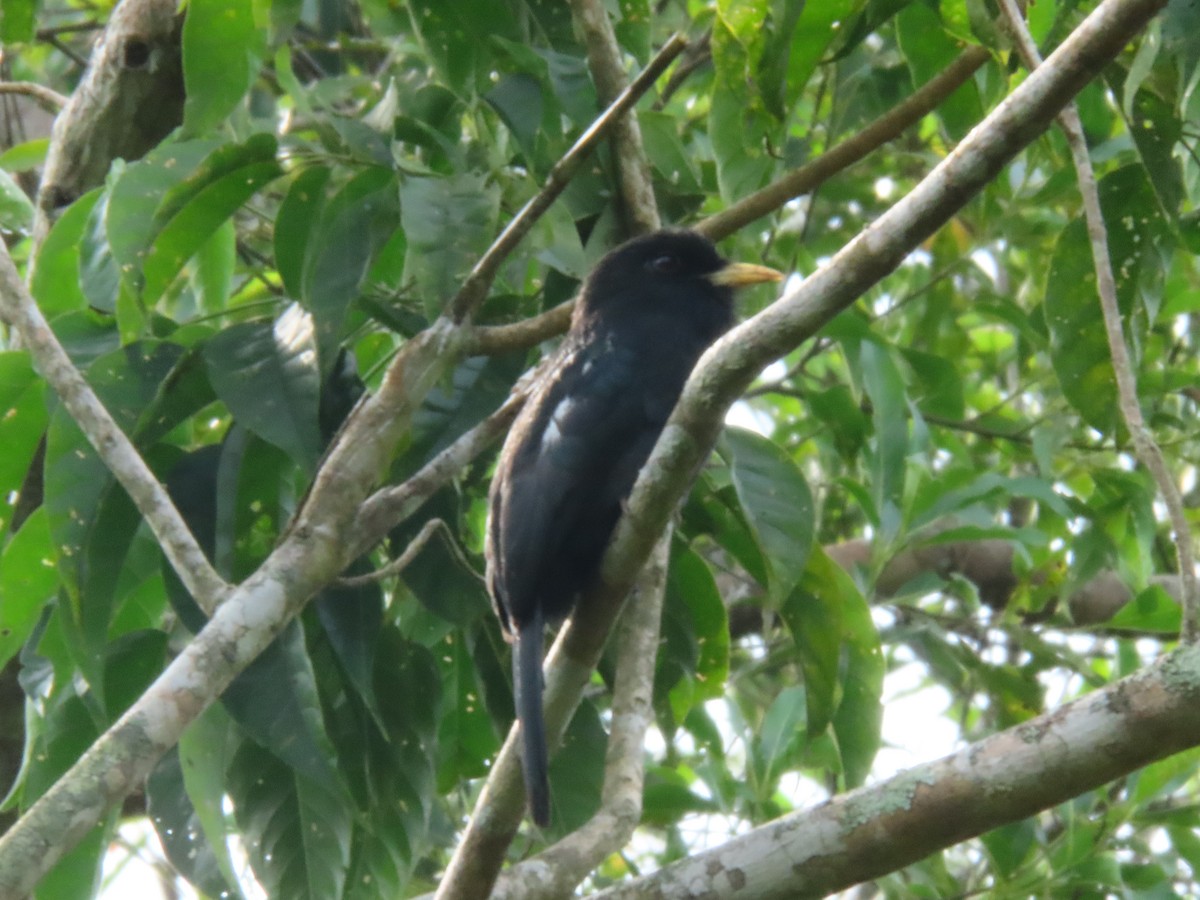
left=485, top=229, right=782, bottom=825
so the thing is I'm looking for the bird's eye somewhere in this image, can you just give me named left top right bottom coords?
left=647, top=254, right=681, bottom=275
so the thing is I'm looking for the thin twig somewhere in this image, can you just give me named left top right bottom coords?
left=997, top=0, right=1199, bottom=642
left=0, top=244, right=230, bottom=613
left=349, top=392, right=526, bottom=557
left=0, top=81, right=68, bottom=111
left=447, top=34, right=686, bottom=322
left=653, top=30, right=712, bottom=110
left=336, top=518, right=446, bottom=588
left=695, top=45, right=992, bottom=241
left=467, top=301, right=575, bottom=356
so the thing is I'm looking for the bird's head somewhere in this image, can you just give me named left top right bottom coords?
left=578, top=230, right=783, bottom=322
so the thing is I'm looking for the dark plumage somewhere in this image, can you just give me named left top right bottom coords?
left=485, top=229, right=782, bottom=825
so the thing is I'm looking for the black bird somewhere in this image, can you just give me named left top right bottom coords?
left=485, top=229, right=782, bottom=825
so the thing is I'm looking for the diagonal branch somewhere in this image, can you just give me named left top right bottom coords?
left=589, top=643, right=1200, bottom=899
left=0, top=81, right=67, bottom=110
left=446, top=34, right=685, bottom=322
left=433, top=0, right=1168, bottom=894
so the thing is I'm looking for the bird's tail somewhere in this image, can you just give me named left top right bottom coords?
left=514, top=610, right=550, bottom=826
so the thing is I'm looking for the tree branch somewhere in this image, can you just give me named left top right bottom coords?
left=695, top=44, right=992, bottom=242
left=589, top=643, right=1200, bottom=899
left=33, top=0, right=184, bottom=244
left=347, top=391, right=524, bottom=558
left=0, top=81, right=67, bottom=111
left=997, top=0, right=1199, bottom=642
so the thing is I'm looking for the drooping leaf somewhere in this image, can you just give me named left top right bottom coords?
left=203, top=308, right=323, bottom=472
left=228, top=741, right=353, bottom=900
left=182, top=0, right=262, bottom=136
left=303, top=167, right=401, bottom=357
left=720, top=426, right=814, bottom=605
left=399, top=172, right=501, bottom=318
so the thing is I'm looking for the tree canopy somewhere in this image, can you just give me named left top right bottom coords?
left=2, top=0, right=1200, bottom=898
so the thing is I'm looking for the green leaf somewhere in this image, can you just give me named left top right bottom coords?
left=304, top=167, right=401, bottom=356
left=78, top=192, right=120, bottom=313
left=780, top=558, right=845, bottom=738
left=103, top=631, right=168, bottom=717
left=0, top=0, right=35, bottom=42
left=30, top=190, right=100, bottom=318
left=781, top=549, right=881, bottom=789
left=659, top=540, right=731, bottom=729
left=895, top=2, right=983, bottom=139
left=902, top=348, right=965, bottom=419
left=0, top=509, right=57, bottom=669
left=42, top=342, right=190, bottom=685
left=828, top=548, right=884, bottom=788
left=314, top=571, right=386, bottom=731
left=182, top=0, right=261, bottom=136
left=276, top=166, right=332, bottom=300
left=141, top=138, right=283, bottom=304
left=190, top=217, right=236, bottom=314
left=229, top=741, right=353, bottom=900
left=668, top=541, right=730, bottom=700
left=0, top=168, right=34, bottom=232
left=107, top=141, right=222, bottom=276
left=1106, top=584, right=1181, bottom=633
left=1045, top=166, right=1166, bottom=433
left=0, top=351, right=47, bottom=535
left=177, top=703, right=245, bottom=895
left=147, top=747, right=238, bottom=899
left=400, top=172, right=500, bottom=318
left=220, top=620, right=345, bottom=791
left=752, top=686, right=807, bottom=792
left=434, top=628, right=500, bottom=789
left=859, top=340, right=908, bottom=524
left=720, top=425, right=814, bottom=604
left=203, top=310, right=323, bottom=472
left=0, top=137, right=49, bottom=173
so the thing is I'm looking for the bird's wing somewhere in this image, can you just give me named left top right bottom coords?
left=488, top=339, right=656, bottom=626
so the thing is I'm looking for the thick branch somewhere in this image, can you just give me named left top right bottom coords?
left=0, top=245, right=229, bottom=612
left=590, top=643, right=1200, bottom=899
left=34, top=0, right=184, bottom=243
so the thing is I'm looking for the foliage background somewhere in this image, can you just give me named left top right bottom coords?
left=2, top=0, right=1200, bottom=897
